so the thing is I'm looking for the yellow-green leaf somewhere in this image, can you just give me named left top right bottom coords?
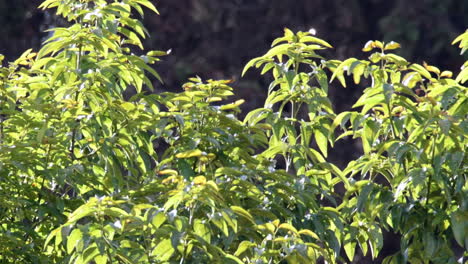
left=409, top=63, right=432, bottom=79
left=440, top=70, right=453, bottom=78
left=67, top=229, right=83, bottom=254
left=176, top=149, right=203, bottom=158
left=298, top=229, right=320, bottom=240
left=134, top=0, right=159, bottom=14
left=234, top=241, right=255, bottom=256
left=362, top=41, right=374, bottom=52
left=278, top=223, right=298, bottom=234
left=231, top=206, right=255, bottom=224
left=314, top=129, right=328, bottom=158
left=384, top=41, right=401, bottom=50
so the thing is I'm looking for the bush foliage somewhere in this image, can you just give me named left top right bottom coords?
left=0, top=1, right=466, bottom=263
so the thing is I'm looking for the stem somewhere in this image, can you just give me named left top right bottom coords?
left=426, top=133, right=437, bottom=206
left=285, top=154, right=291, bottom=173
left=69, top=45, right=83, bottom=160
left=0, top=81, right=5, bottom=144
left=26, top=142, right=52, bottom=239
left=36, top=143, right=52, bottom=205
left=291, top=101, right=295, bottom=119
left=291, top=57, right=300, bottom=120
left=179, top=248, right=186, bottom=263
left=0, top=112, right=3, bottom=144
left=295, top=103, right=302, bottom=118
left=100, top=216, right=115, bottom=263
left=380, top=48, right=385, bottom=69
left=268, top=230, right=279, bottom=264
left=179, top=206, right=195, bottom=264
left=386, top=102, right=398, bottom=140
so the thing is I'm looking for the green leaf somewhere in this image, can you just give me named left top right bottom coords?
left=331, top=112, right=351, bottom=132
left=384, top=54, right=407, bottom=66
left=456, top=66, right=468, bottom=83
left=438, top=119, right=451, bottom=134
left=231, top=206, right=255, bottom=224
left=356, top=184, right=373, bottom=212
left=452, top=30, right=468, bottom=46
left=260, top=62, right=275, bottom=75
left=81, top=245, right=100, bottom=264
left=422, top=232, right=437, bottom=258
left=176, top=149, right=203, bottom=158
left=369, top=52, right=382, bottom=63
left=212, top=217, right=229, bottom=237
left=383, top=83, right=394, bottom=104
left=194, top=219, right=211, bottom=243
left=368, top=225, right=383, bottom=259
left=305, top=147, right=326, bottom=163
left=242, top=57, right=263, bottom=76
left=351, top=61, right=366, bottom=84
left=264, top=44, right=290, bottom=59
left=224, top=254, right=245, bottom=264
left=261, top=142, right=288, bottom=159
left=67, top=228, right=83, bottom=254
left=120, top=28, right=144, bottom=49
left=152, top=239, right=175, bottom=261
left=134, top=0, right=159, bottom=14
left=66, top=200, right=97, bottom=225
left=314, top=128, right=328, bottom=157
left=299, top=36, right=333, bottom=48
left=243, top=108, right=272, bottom=125
left=278, top=223, right=298, bottom=234
left=298, top=229, right=320, bottom=240
left=343, top=233, right=356, bottom=261
left=103, top=207, right=129, bottom=218
left=38, top=0, right=60, bottom=9
left=362, top=40, right=375, bottom=52
left=36, top=121, right=48, bottom=144
left=234, top=241, right=255, bottom=256
left=384, top=41, right=401, bottom=50
left=450, top=210, right=468, bottom=248
left=44, top=227, right=61, bottom=249
left=409, top=64, right=432, bottom=79
left=330, top=58, right=358, bottom=87
left=94, top=255, right=108, bottom=264
left=151, top=211, right=167, bottom=228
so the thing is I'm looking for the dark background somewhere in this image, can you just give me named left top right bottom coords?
left=1, top=0, right=467, bottom=262
left=2, top=0, right=468, bottom=110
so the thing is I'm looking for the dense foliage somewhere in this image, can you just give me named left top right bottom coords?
left=0, top=1, right=466, bottom=263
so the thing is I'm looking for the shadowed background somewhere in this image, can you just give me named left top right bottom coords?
left=2, top=0, right=468, bottom=110
left=1, top=0, right=467, bottom=262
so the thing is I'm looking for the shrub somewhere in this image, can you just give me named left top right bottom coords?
left=0, top=0, right=466, bottom=263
